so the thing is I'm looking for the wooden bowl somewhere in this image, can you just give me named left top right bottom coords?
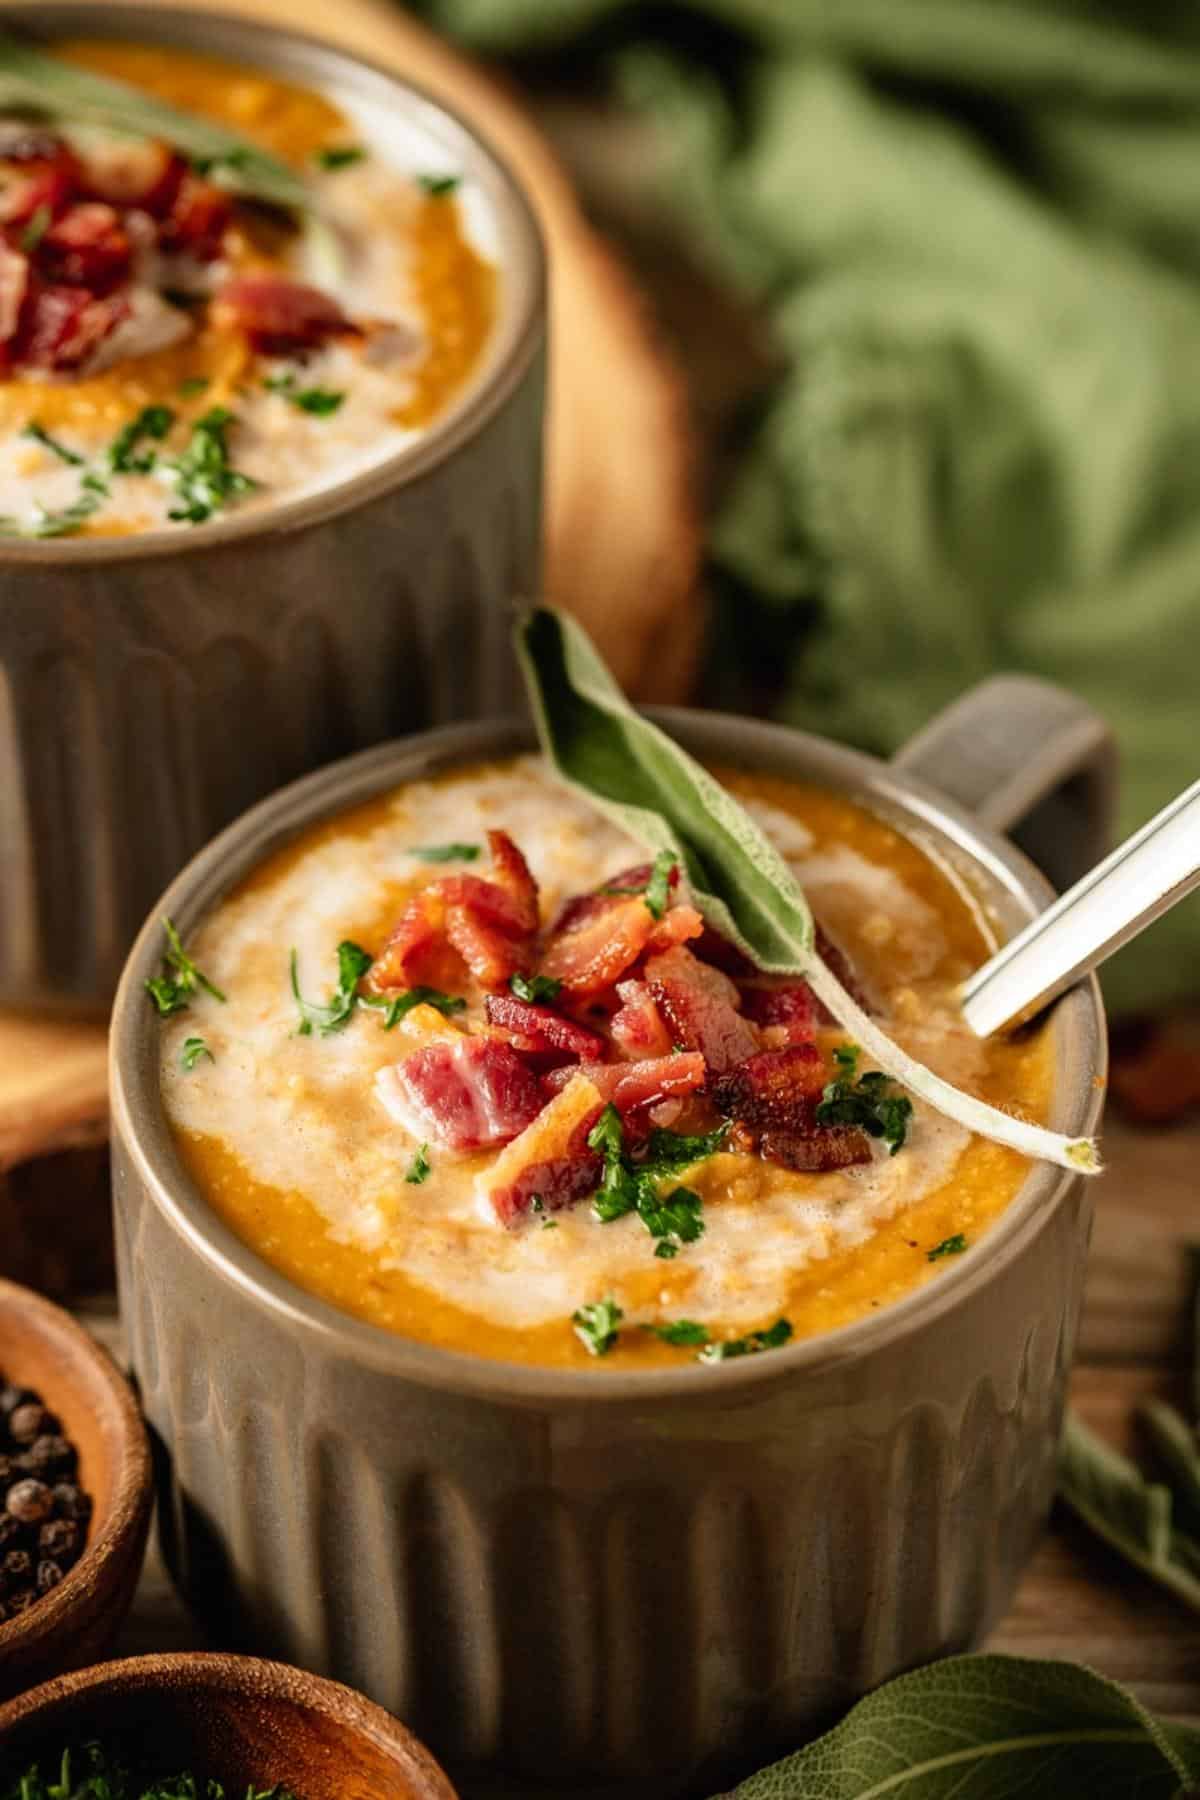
left=0, top=1653, right=460, bottom=1798
left=0, top=1278, right=151, bottom=1697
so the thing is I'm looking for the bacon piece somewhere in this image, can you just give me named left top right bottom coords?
left=708, top=1043, right=871, bottom=1172
left=79, top=140, right=186, bottom=216
left=645, top=903, right=704, bottom=954
left=485, top=830, right=539, bottom=933
left=551, top=861, right=678, bottom=934
left=36, top=203, right=131, bottom=294
left=484, top=993, right=604, bottom=1060
left=160, top=174, right=232, bottom=261
left=14, top=282, right=129, bottom=371
left=443, top=899, right=528, bottom=991
left=370, top=834, right=539, bottom=997
left=0, top=144, right=80, bottom=229
left=644, top=946, right=760, bottom=1073
left=476, top=1074, right=604, bottom=1227
left=691, top=925, right=755, bottom=979
left=366, top=889, right=452, bottom=994
left=0, top=241, right=28, bottom=344
left=759, top=1126, right=872, bottom=1173
left=544, top=1052, right=707, bottom=1113
left=610, top=979, right=674, bottom=1060
left=376, top=1037, right=542, bottom=1154
left=540, top=894, right=656, bottom=995
left=215, top=274, right=353, bottom=352
left=741, top=982, right=819, bottom=1046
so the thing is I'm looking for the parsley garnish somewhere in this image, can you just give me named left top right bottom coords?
left=6, top=1740, right=301, bottom=1798
left=264, top=372, right=345, bottom=416
left=406, top=1143, right=432, bottom=1185
left=928, top=1234, right=968, bottom=1262
left=602, top=849, right=677, bottom=919
left=833, top=1042, right=860, bottom=1077
left=19, top=202, right=51, bottom=252
left=572, top=1296, right=622, bottom=1357
left=418, top=173, right=461, bottom=196
left=290, top=940, right=373, bottom=1036
left=144, top=918, right=226, bottom=1017
left=815, top=1067, right=913, bottom=1155
left=699, top=1318, right=793, bottom=1363
left=586, top=1106, right=725, bottom=1255
left=645, top=1319, right=710, bottom=1347
left=178, top=376, right=210, bottom=398
left=316, top=145, right=367, bottom=170
left=180, top=1036, right=213, bottom=1071
left=360, top=986, right=466, bottom=1029
left=411, top=842, right=480, bottom=863
left=22, top=421, right=84, bottom=466
left=106, top=405, right=174, bottom=474
left=166, top=407, right=258, bottom=523
left=510, top=972, right=563, bottom=1004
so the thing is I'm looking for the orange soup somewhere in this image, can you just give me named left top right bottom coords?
left=153, top=757, right=1051, bottom=1369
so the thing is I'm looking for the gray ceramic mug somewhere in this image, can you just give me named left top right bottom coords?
left=109, top=678, right=1111, bottom=1799
left=0, top=5, right=545, bottom=1013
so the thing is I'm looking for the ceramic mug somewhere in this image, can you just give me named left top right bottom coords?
left=0, top=4, right=544, bottom=1012
left=109, top=676, right=1111, bottom=1798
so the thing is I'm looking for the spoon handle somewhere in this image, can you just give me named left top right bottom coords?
left=961, top=776, right=1200, bottom=1036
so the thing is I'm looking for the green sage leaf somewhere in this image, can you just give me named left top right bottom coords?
left=714, top=1652, right=1200, bottom=1798
left=1058, top=1411, right=1200, bottom=1614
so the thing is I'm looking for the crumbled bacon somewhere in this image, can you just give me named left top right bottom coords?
left=540, top=894, right=657, bottom=995
left=160, top=174, right=232, bottom=261
left=645, top=903, right=704, bottom=954
left=13, top=281, right=129, bottom=371
left=544, top=1052, right=707, bottom=1114
left=0, top=240, right=28, bottom=345
left=36, top=203, right=132, bottom=295
left=741, top=981, right=819, bottom=1046
left=477, top=1074, right=604, bottom=1227
left=79, top=140, right=186, bottom=217
left=0, top=144, right=80, bottom=229
left=709, top=1043, right=873, bottom=1173
left=484, top=993, right=605, bottom=1061
left=759, top=1126, right=872, bottom=1173
left=484, top=830, right=539, bottom=933
left=644, top=945, right=760, bottom=1073
left=550, top=861, right=678, bottom=936
left=610, top=979, right=675, bottom=1060
left=377, top=1037, right=543, bottom=1153
left=370, top=832, right=539, bottom=997
left=215, top=274, right=353, bottom=352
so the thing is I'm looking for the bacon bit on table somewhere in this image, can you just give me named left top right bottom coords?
left=644, top=945, right=760, bottom=1072
left=214, top=274, right=355, bottom=354
left=477, top=1074, right=605, bottom=1227
left=377, top=1036, right=543, bottom=1154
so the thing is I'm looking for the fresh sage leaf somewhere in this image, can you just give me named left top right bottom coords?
left=715, top=1652, right=1200, bottom=1798
left=1058, top=1411, right=1200, bottom=1614
left=1136, top=1397, right=1200, bottom=1542
left=516, top=606, right=1100, bottom=1176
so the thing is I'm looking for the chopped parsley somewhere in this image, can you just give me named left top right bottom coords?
left=16, top=473, right=110, bottom=538
left=360, top=985, right=466, bottom=1029
left=815, top=1067, right=913, bottom=1155
left=698, top=1318, right=793, bottom=1363
left=106, top=405, right=174, bottom=474
left=411, top=842, right=480, bottom=863
left=290, top=940, right=372, bottom=1036
left=4, top=1740, right=300, bottom=1799
left=587, top=1106, right=726, bottom=1256
left=832, top=1042, right=860, bottom=1077
left=178, top=376, right=210, bottom=398
left=19, top=202, right=51, bottom=253
left=180, top=1035, right=213, bottom=1072
left=602, top=849, right=677, bottom=920
left=264, top=371, right=345, bottom=416
left=165, top=407, right=258, bottom=524
left=418, top=173, right=461, bottom=196
left=510, top=972, right=563, bottom=1004
left=644, top=1319, right=710, bottom=1347
left=406, top=1143, right=432, bottom=1185
left=572, top=1295, right=623, bottom=1357
left=144, top=918, right=226, bottom=1017
left=316, top=144, right=367, bottom=170
left=22, top=421, right=84, bottom=466
left=927, top=1234, right=968, bottom=1262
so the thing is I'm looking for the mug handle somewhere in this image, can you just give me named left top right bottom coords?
left=892, top=674, right=1118, bottom=893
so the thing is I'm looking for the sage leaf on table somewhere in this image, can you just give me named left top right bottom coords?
left=0, top=35, right=308, bottom=213
left=711, top=1653, right=1200, bottom=1798
left=1058, top=1411, right=1200, bottom=1614
left=516, top=607, right=1100, bottom=1175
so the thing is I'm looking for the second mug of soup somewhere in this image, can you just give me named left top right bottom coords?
left=0, top=5, right=543, bottom=1009
left=111, top=680, right=1109, bottom=1797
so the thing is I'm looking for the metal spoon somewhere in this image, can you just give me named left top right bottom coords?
left=961, top=776, right=1200, bottom=1037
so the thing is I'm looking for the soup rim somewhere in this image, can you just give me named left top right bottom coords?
left=110, top=710, right=1106, bottom=1403
left=0, top=1, right=545, bottom=563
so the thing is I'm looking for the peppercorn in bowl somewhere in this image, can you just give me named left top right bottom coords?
left=111, top=684, right=1107, bottom=1795
left=0, top=4, right=544, bottom=1010
left=0, top=1278, right=151, bottom=1699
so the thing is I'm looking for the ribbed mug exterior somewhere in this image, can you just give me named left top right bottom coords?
left=109, top=713, right=1105, bottom=1799
left=0, top=5, right=545, bottom=1012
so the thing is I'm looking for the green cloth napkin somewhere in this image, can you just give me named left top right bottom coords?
left=413, top=0, right=1200, bottom=1010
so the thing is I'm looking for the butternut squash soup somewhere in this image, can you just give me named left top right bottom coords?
left=0, top=36, right=497, bottom=536
left=152, top=757, right=1052, bottom=1369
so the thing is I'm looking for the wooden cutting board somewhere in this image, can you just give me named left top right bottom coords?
left=0, top=0, right=702, bottom=1213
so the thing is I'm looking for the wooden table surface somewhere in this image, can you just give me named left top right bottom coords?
left=71, top=1112, right=1200, bottom=1731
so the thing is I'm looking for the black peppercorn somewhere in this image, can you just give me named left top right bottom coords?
left=6, top=1587, right=36, bottom=1615
left=38, top=1518, right=81, bottom=1567
left=51, top=1483, right=91, bottom=1524
left=0, top=1514, right=24, bottom=1553
left=35, top=1559, right=63, bottom=1595
left=26, top=1436, right=75, bottom=1480
left=1, top=1549, right=32, bottom=1589
left=8, top=1405, right=56, bottom=1445
left=6, top=1479, right=53, bottom=1524
left=0, top=1386, right=33, bottom=1418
